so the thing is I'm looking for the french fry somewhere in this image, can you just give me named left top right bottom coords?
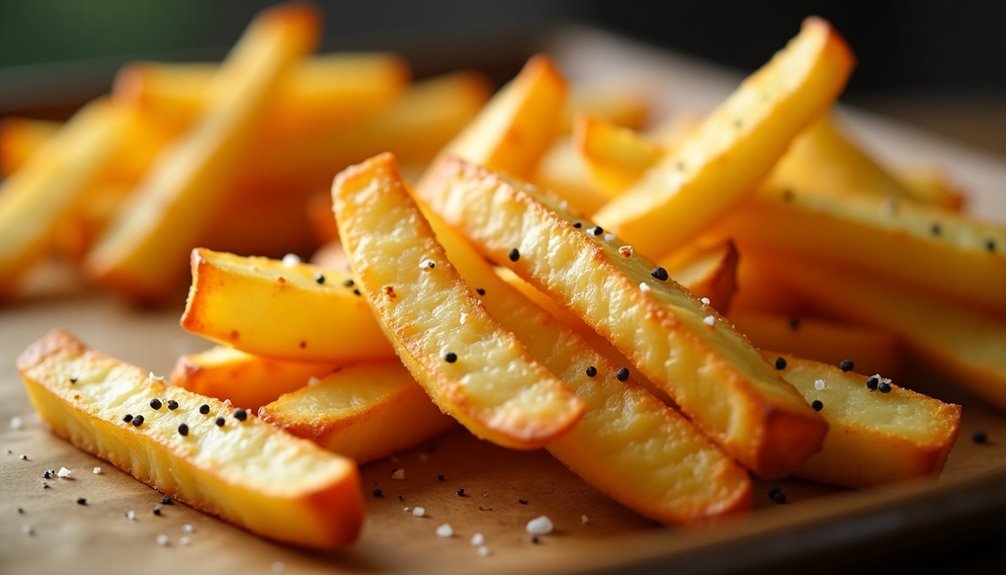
left=573, top=115, right=662, bottom=198
left=765, top=254, right=1006, bottom=411
left=716, top=186, right=1006, bottom=314
left=773, top=353, right=960, bottom=487
left=114, top=53, right=410, bottom=135
left=592, top=18, right=854, bottom=259
left=17, top=329, right=363, bottom=550
left=333, top=153, right=584, bottom=450
left=418, top=155, right=827, bottom=478
left=532, top=137, right=611, bottom=215
left=85, top=3, right=321, bottom=301
left=170, top=345, right=339, bottom=411
left=258, top=362, right=456, bottom=464
left=732, top=312, right=902, bottom=379
left=0, top=99, right=130, bottom=298
left=180, top=248, right=394, bottom=363
left=0, top=117, right=59, bottom=176
left=729, top=251, right=809, bottom=316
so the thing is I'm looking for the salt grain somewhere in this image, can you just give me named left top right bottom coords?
left=307, top=376, right=321, bottom=387
left=604, top=233, right=616, bottom=242
left=814, top=379, right=826, bottom=391
left=477, top=546, right=491, bottom=557
left=10, top=416, right=23, bottom=430
left=182, top=523, right=194, bottom=533
left=526, top=515, right=554, bottom=535
left=700, top=297, right=711, bottom=306
left=156, top=534, right=170, bottom=546
left=412, top=506, right=426, bottom=517
left=126, top=510, right=136, bottom=521
left=21, top=525, right=34, bottom=536
left=57, top=467, right=72, bottom=478
left=703, top=315, right=716, bottom=326
left=92, top=467, right=102, bottom=475
left=470, top=533, right=485, bottom=546
left=639, top=282, right=651, bottom=293
left=281, top=253, right=301, bottom=266
left=435, top=523, right=454, bottom=538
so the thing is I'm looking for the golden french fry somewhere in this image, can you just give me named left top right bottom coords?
left=332, top=153, right=584, bottom=450
left=259, top=362, right=456, bottom=464
left=0, top=117, right=59, bottom=176
left=573, top=114, right=663, bottom=197
left=170, top=345, right=339, bottom=411
left=86, top=3, right=321, bottom=301
left=593, top=18, right=854, bottom=259
left=180, top=248, right=394, bottom=363
left=18, top=329, right=363, bottom=550
left=773, top=353, right=960, bottom=487
left=732, top=312, right=902, bottom=379
left=418, top=155, right=827, bottom=478
left=0, top=99, right=130, bottom=298
left=717, top=186, right=1006, bottom=314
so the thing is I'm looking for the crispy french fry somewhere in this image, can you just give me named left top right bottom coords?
left=765, top=254, right=1006, bottom=411
left=18, top=329, right=363, bottom=550
left=592, top=18, right=854, bottom=259
left=259, top=362, right=456, bottom=464
left=115, top=53, right=409, bottom=135
left=716, top=186, right=1006, bottom=314
left=170, top=345, right=339, bottom=411
left=573, top=115, right=662, bottom=198
left=180, top=248, right=394, bottom=363
left=732, top=312, right=902, bottom=379
left=532, top=137, right=611, bottom=215
left=773, top=353, right=960, bottom=487
left=418, top=155, right=827, bottom=478
left=85, top=4, right=321, bottom=301
left=0, top=117, right=59, bottom=176
left=332, top=153, right=584, bottom=450
left=0, top=99, right=130, bottom=298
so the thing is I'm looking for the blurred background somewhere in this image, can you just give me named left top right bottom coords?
left=1, top=0, right=1004, bottom=155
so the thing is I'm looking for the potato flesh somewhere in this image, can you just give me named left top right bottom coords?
left=180, top=248, right=394, bottom=362
left=17, top=330, right=362, bottom=550
left=332, top=154, right=583, bottom=449
left=419, top=156, right=826, bottom=478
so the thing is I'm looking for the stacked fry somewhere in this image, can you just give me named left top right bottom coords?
left=17, top=3, right=1006, bottom=553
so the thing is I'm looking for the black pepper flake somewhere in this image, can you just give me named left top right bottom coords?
left=43, top=484, right=51, bottom=490
left=215, top=417, right=226, bottom=427
left=372, top=488, right=383, bottom=497
left=774, top=357, right=787, bottom=370
left=476, top=288, right=486, bottom=296
left=353, top=289, right=361, bottom=296
left=771, top=491, right=787, bottom=505
left=930, top=222, right=942, bottom=236
left=788, top=316, right=800, bottom=330
left=153, top=506, right=162, bottom=516
left=585, top=366, right=597, bottom=378
left=530, top=535, right=540, bottom=544
left=315, top=272, right=326, bottom=285
left=878, top=381, right=892, bottom=394
left=44, top=470, right=52, bottom=479
left=866, top=375, right=879, bottom=390
left=69, top=376, right=78, bottom=384
left=17, top=507, right=24, bottom=514
left=767, top=486, right=782, bottom=499
left=343, top=278, right=355, bottom=287
left=591, top=226, right=603, bottom=236
left=76, top=497, right=87, bottom=506
left=973, top=430, right=988, bottom=445
left=811, top=400, right=824, bottom=411
left=572, top=221, right=582, bottom=229
left=177, top=423, right=189, bottom=437
left=149, top=398, right=162, bottom=410
left=397, top=495, right=404, bottom=502
left=437, top=474, right=446, bottom=482
left=199, top=404, right=210, bottom=415
left=839, top=359, right=854, bottom=372
left=131, top=415, right=144, bottom=427
left=782, top=190, right=795, bottom=202
left=518, top=498, right=528, bottom=505
left=444, top=352, right=458, bottom=364
left=457, top=488, right=466, bottom=497
left=233, top=409, right=248, bottom=422
left=650, top=267, right=669, bottom=281
left=508, top=248, right=520, bottom=262
left=166, top=400, right=179, bottom=410
left=122, top=414, right=133, bottom=423
left=616, top=367, right=630, bottom=382
left=160, top=496, right=173, bottom=505
left=986, top=239, right=997, bottom=252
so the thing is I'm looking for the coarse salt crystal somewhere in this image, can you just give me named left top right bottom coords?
left=21, top=525, right=33, bottom=536
left=10, top=416, right=23, bottom=430
left=156, top=534, right=170, bottom=546
left=57, top=467, right=71, bottom=478
left=477, top=545, right=491, bottom=557
left=391, top=468, right=405, bottom=480
left=470, top=533, right=485, bottom=546
left=182, top=523, right=194, bottom=533
left=92, top=467, right=102, bottom=475
left=271, top=562, right=286, bottom=574
left=526, top=515, right=554, bottom=535
left=281, top=253, right=301, bottom=266
left=126, top=510, right=136, bottom=521
left=703, top=315, right=715, bottom=326
left=179, top=536, right=191, bottom=546
left=604, top=233, right=616, bottom=242
left=814, top=379, right=826, bottom=391
left=412, top=506, right=426, bottom=517
left=700, top=297, right=711, bottom=306
left=419, top=258, right=436, bottom=270
left=307, top=376, right=321, bottom=387
left=435, top=523, right=453, bottom=538
left=639, top=282, right=651, bottom=293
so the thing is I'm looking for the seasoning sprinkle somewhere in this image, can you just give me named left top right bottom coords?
left=214, top=417, right=225, bottom=427
left=839, top=359, right=854, bottom=372
left=123, top=414, right=134, bottom=423
left=156, top=533, right=170, bottom=546
left=199, top=404, right=210, bottom=415
left=76, top=497, right=87, bottom=506
left=443, top=352, right=458, bottom=364
left=866, top=375, right=879, bottom=390
left=182, top=523, right=194, bottom=533
left=471, top=533, right=486, bottom=546
left=616, top=367, right=630, bottom=382
left=639, top=282, right=651, bottom=293
left=419, top=258, right=436, bottom=270
left=233, top=409, right=248, bottom=422
left=973, top=430, right=988, bottom=445
left=788, top=316, right=800, bottom=330
left=412, top=506, right=426, bottom=517
left=131, top=415, right=144, bottom=427
left=508, top=248, right=520, bottom=262
left=518, top=498, right=528, bottom=505
left=372, top=488, right=383, bottom=497
left=585, top=366, right=597, bottom=378
left=343, top=278, right=355, bottom=288
left=436, top=523, right=454, bottom=538
left=878, top=381, right=892, bottom=394
left=526, top=515, right=555, bottom=536
left=19, top=454, right=28, bottom=461
left=476, top=288, right=486, bottom=296
left=930, top=222, right=942, bottom=236
left=126, top=510, right=136, bottom=521
left=93, top=467, right=102, bottom=475
left=814, top=379, right=826, bottom=391
left=153, top=506, right=162, bottom=516
left=703, top=314, right=715, bottom=327
left=530, top=535, right=540, bottom=544
left=457, top=488, right=465, bottom=497
left=774, top=357, right=787, bottom=370
left=437, top=474, right=446, bottom=482
left=353, top=289, right=362, bottom=296
left=650, top=267, right=669, bottom=281
left=166, top=400, right=179, bottom=410
left=572, top=221, right=582, bottom=229
left=177, top=423, right=189, bottom=437
left=811, top=400, right=824, bottom=411
left=160, top=496, right=173, bottom=505
left=591, top=226, right=603, bottom=236
left=44, top=470, right=53, bottom=479
left=700, top=297, right=711, bottom=306
left=21, top=525, right=34, bottom=536
left=315, top=272, right=326, bottom=285
left=604, top=232, right=616, bottom=242
left=10, top=416, right=24, bottom=430
left=69, top=376, right=78, bottom=384
left=477, top=546, right=491, bottom=557
left=618, top=245, right=634, bottom=258
left=150, top=398, right=162, bottom=410
left=281, top=253, right=301, bottom=266
left=985, top=238, right=997, bottom=252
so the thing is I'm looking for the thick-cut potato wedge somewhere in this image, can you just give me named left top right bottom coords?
left=17, top=329, right=363, bottom=550
left=773, top=353, right=960, bottom=487
left=170, top=345, right=339, bottom=411
left=114, top=53, right=409, bottom=135
left=437, top=55, right=566, bottom=179
left=332, top=153, right=584, bottom=450
left=181, top=248, right=394, bottom=363
left=532, top=138, right=610, bottom=215
left=85, top=4, right=321, bottom=300
left=574, top=115, right=663, bottom=198
left=592, top=18, right=854, bottom=259
left=0, top=117, right=59, bottom=176
left=732, top=312, right=902, bottom=379
left=766, top=255, right=1006, bottom=411
left=716, top=186, right=1006, bottom=314
left=418, top=155, right=826, bottom=478
left=259, top=362, right=456, bottom=464
left=0, top=99, right=129, bottom=298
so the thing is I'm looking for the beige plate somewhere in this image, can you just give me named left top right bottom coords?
left=2, top=26, right=1005, bottom=575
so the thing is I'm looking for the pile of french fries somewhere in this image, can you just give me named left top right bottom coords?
left=14, top=2, right=1006, bottom=553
